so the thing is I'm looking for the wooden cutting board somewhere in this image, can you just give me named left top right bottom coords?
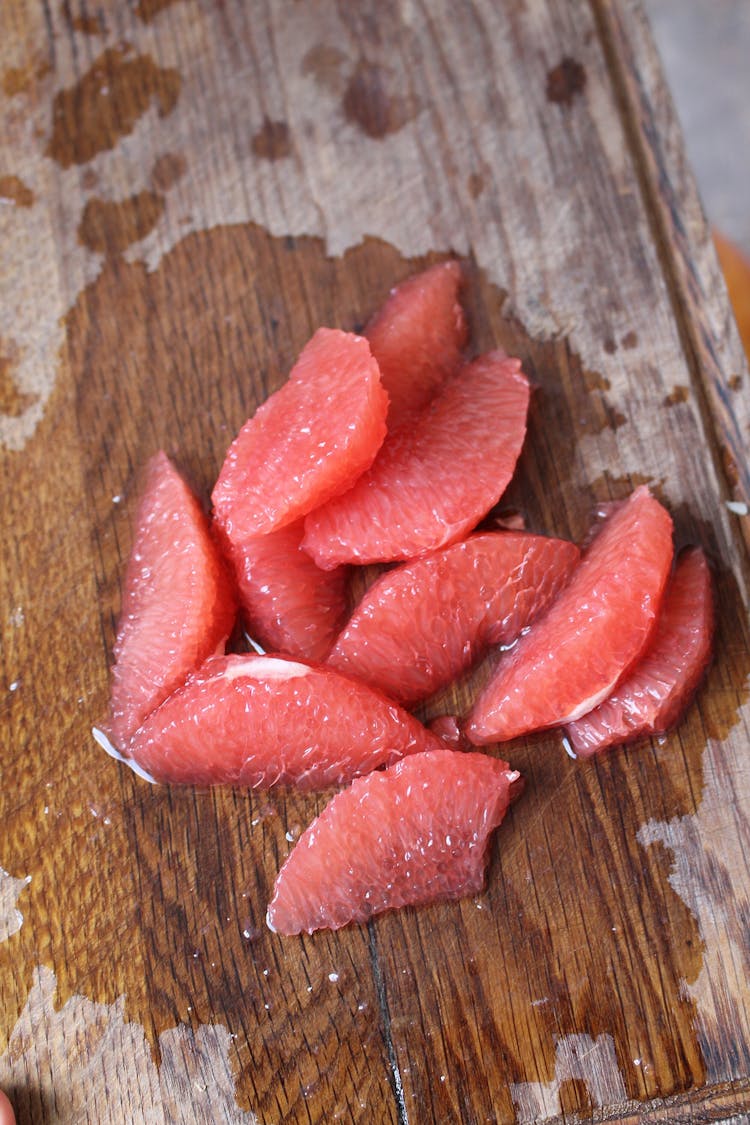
left=1, top=1, right=749, bottom=1122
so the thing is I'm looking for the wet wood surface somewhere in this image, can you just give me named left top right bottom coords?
left=1, top=1, right=749, bottom=1122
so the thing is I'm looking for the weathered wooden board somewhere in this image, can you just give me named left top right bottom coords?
left=1, top=1, right=749, bottom=1122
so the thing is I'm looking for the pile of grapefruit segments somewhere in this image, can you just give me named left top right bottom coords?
left=95, top=261, right=715, bottom=937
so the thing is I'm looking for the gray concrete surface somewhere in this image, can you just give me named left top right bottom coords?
left=645, top=0, right=750, bottom=255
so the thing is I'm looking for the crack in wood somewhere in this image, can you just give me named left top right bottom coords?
left=368, top=922, right=409, bottom=1125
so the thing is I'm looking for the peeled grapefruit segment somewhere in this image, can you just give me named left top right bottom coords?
left=466, top=487, right=674, bottom=744
left=219, top=521, right=348, bottom=663
left=365, top=261, right=467, bottom=425
left=125, top=653, right=444, bottom=788
left=266, top=749, right=519, bottom=935
left=328, top=532, right=580, bottom=705
left=212, top=328, right=388, bottom=539
left=565, top=547, right=714, bottom=756
left=303, top=352, right=531, bottom=567
left=109, top=452, right=236, bottom=748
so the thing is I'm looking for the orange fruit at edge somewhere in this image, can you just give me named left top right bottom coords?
left=713, top=229, right=750, bottom=361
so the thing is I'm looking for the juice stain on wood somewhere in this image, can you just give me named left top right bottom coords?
left=250, top=119, right=292, bottom=162
left=721, top=445, right=740, bottom=488
left=0, top=175, right=34, bottom=208
left=78, top=191, right=166, bottom=255
left=342, top=60, right=419, bottom=139
left=664, top=385, right=690, bottom=406
left=301, top=44, right=349, bottom=94
left=46, top=47, right=181, bottom=168
left=467, top=172, right=486, bottom=199
left=2, top=57, right=51, bottom=98
left=0, top=343, right=36, bottom=417
left=151, top=152, right=187, bottom=192
left=60, top=2, right=105, bottom=36
left=546, top=57, right=587, bottom=107
left=135, top=0, right=185, bottom=23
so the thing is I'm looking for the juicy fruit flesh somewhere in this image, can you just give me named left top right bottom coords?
left=365, top=260, right=467, bottom=425
left=328, top=532, right=580, bottom=705
left=303, top=351, right=531, bottom=568
left=466, top=487, right=674, bottom=744
left=212, top=328, right=388, bottom=539
left=219, top=520, right=348, bottom=663
left=100, top=258, right=715, bottom=945
left=125, top=653, right=445, bottom=788
left=266, top=749, right=519, bottom=935
left=109, top=452, right=236, bottom=748
left=565, top=547, right=714, bottom=756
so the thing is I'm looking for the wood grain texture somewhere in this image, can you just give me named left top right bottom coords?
left=0, top=1, right=748, bottom=1122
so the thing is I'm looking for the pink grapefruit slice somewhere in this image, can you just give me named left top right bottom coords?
left=303, top=352, right=530, bottom=567
left=212, top=328, right=388, bottom=539
left=266, top=749, right=520, bottom=935
left=466, top=487, right=674, bottom=744
left=219, top=521, right=348, bottom=663
left=108, top=452, right=236, bottom=748
left=365, top=261, right=467, bottom=425
left=125, top=653, right=444, bottom=788
left=328, top=532, right=580, bottom=705
left=565, top=547, right=714, bottom=756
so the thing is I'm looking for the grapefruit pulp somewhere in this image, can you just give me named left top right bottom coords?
left=466, top=487, right=674, bottom=743
left=565, top=547, right=714, bottom=756
left=266, top=748, right=520, bottom=934
left=365, top=260, right=467, bottom=425
left=218, top=520, right=348, bottom=663
left=327, top=531, right=580, bottom=705
left=125, top=653, right=445, bottom=788
left=108, top=452, right=236, bottom=748
left=212, top=328, right=388, bottom=540
left=303, top=351, right=530, bottom=567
